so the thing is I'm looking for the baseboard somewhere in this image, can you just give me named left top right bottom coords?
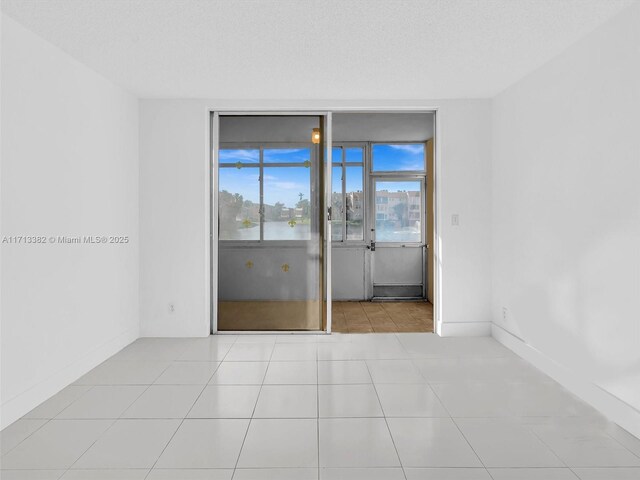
left=1, top=326, right=139, bottom=430
left=491, top=323, right=640, bottom=439
left=439, top=321, right=491, bottom=337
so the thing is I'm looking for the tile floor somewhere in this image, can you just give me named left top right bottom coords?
left=2, top=333, right=640, bottom=480
left=332, top=302, right=433, bottom=333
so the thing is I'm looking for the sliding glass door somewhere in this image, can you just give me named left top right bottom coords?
left=213, top=114, right=331, bottom=331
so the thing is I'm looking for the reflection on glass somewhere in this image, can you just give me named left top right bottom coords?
left=264, top=148, right=311, bottom=164
left=372, top=144, right=425, bottom=171
left=219, top=149, right=259, bottom=164
left=217, top=115, right=322, bottom=332
left=331, top=166, right=343, bottom=241
left=375, top=181, right=422, bottom=243
left=263, top=167, right=311, bottom=240
left=345, top=166, right=364, bottom=241
left=219, top=168, right=260, bottom=240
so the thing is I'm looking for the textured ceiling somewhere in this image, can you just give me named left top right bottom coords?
left=1, top=0, right=636, bottom=99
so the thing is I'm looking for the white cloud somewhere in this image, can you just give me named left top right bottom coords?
left=219, top=149, right=259, bottom=162
left=389, top=144, right=424, bottom=155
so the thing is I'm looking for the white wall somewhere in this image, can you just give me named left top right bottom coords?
left=139, top=99, right=492, bottom=337
left=437, top=101, right=492, bottom=335
left=491, top=4, right=640, bottom=437
left=0, top=15, right=139, bottom=429
left=139, top=100, right=210, bottom=337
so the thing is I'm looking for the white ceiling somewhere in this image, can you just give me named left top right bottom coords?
left=1, top=0, right=635, bottom=99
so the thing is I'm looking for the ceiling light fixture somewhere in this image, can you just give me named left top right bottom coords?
left=312, top=128, right=320, bottom=144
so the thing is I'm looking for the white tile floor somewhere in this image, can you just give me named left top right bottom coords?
left=1, top=333, right=640, bottom=480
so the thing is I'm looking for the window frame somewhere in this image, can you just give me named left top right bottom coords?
left=218, top=140, right=427, bottom=247
left=331, top=142, right=367, bottom=245
left=218, top=142, right=318, bottom=246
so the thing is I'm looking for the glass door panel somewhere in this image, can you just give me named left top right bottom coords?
left=372, top=179, right=425, bottom=299
left=216, top=115, right=326, bottom=331
left=331, top=165, right=343, bottom=241
left=345, top=165, right=364, bottom=241
left=374, top=180, right=423, bottom=243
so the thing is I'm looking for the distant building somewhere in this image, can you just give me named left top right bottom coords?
left=375, top=190, right=420, bottom=226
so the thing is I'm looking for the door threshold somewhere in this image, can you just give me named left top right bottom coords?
left=215, top=331, right=330, bottom=335
left=370, top=297, right=426, bottom=302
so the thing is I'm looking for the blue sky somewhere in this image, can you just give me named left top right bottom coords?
left=264, top=148, right=310, bottom=163
left=263, top=167, right=310, bottom=208
left=373, top=144, right=425, bottom=171
left=219, top=148, right=259, bottom=163
left=219, top=167, right=260, bottom=203
left=219, top=148, right=311, bottom=164
left=333, top=166, right=363, bottom=196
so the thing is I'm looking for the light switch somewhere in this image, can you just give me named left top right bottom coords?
left=451, top=214, right=460, bottom=226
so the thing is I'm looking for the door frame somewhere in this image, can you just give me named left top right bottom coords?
left=209, top=107, right=441, bottom=335
left=210, top=111, right=333, bottom=334
left=369, top=175, right=427, bottom=299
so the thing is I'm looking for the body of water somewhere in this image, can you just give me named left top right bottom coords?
left=223, top=222, right=311, bottom=241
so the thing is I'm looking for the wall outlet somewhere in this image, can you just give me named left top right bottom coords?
left=502, top=307, right=508, bottom=322
left=168, top=303, right=175, bottom=313
left=451, top=214, right=460, bottom=226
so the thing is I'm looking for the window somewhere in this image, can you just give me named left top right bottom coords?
left=331, top=146, right=364, bottom=242
left=374, top=180, right=422, bottom=243
left=218, top=167, right=260, bottom=240
left=219, top=147, right=313, bottom=241
left=372, top=143, right=425, bottom=171
left=331, top=164, right=343, bottom=241
left=263, top=166, right=311, bottom=240
left=344, top=166, right=364, bottom=240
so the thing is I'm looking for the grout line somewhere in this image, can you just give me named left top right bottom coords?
left=7, top=334, right=635, bottom=477
left=142, top=336, right=238, bottom=479
left=65, top=344, right=180, bottom=477
left=526, top=421, right=583, bottom=473
left=62, top=417, right=120, bottom=476
left=333, top=301, right=434, bottom=334
left=425, top=370, right=495, bottom=480
left=2, top=339, right=180, bottom=475
left=567, top=468, right=584, bottom=479
left=0, top=417, right=53, bottom=458
left=600, top=427, right=640, bottom=460
left=230, top=339, right=276, bottom=480
left=447, top=417, right=494, bottom=480
left=2, top=385, right=98, bottom=458
left=363, top=360, right=408, bottom=480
